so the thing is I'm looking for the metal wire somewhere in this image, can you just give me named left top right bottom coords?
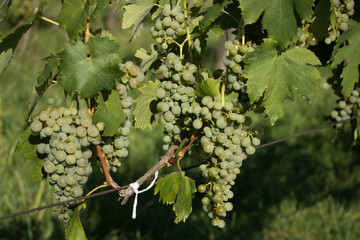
left=0, top=116, right=358, bottom=221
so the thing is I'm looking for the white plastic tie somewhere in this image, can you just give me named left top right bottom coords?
left=129, top=170, right=159, bottom=219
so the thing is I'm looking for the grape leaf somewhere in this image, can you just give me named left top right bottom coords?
left=122, top=0, right=154, bottom=40
left=243, top=39, right=321, bottom=124
left=195, top=78, right=221, bottom=98
left=133, top=80, right=161, bottom=129
left=200, top=0, right=231, bottom=30
left=225, top=91, right=238, bottom=105
left=25, top=58, right=59, bottom=125
left=308, top=0, right=331, bottom=40
left=331, top=20, right=360, bottom=98
left=135, top=44, right=158, bottom=72
left=154, top=172, right=196, bottom=223
left=59, top=33, right=122, bottom=98
left=92, top=90, right=125, bottom=137
left=59, top=0, right=90, bottom=40
left=16, top=128, right=44, bottom=183
left=0, top=0, right=12, bottom=22
left=240, top=0, right=313, bottom=48
left=92, top=0, right=111, bottom=17
left=0, top=1, right=47, bottom=75
left=65, top=206, right=87, bottom=240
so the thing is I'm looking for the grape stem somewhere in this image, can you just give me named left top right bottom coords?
left=39, top=16, right=59, bottom=26
left=96, top=145, right=121, bottom=190
left=118, top=129, right=202, bottom=204
left=84, top=0, right=90, bottom=57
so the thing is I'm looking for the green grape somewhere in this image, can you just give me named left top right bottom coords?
left=198, top=184, right=207, bottom=193
left=216, top=118, right=227, bottom=129
left=65, top=142, right=77, bottom=154
left=71, top=187, right=83, bottom=198
left=156, top=88, right=166, bottom=99
left=175, top=13, right=185, bottom=23
left=193, top=119, right=203, bottom=129
left=43, top=160, right=55, bottom=173
left=252, top=138, right=260, bottom=146
left=65, top=155, right=76, bottom=165
left=241, top=138, right=251, bottom=147
left=80, top=116, right=92, bottom=128
left=30, top=120, right=43, bottom=134
left=216, top=205, right=226, bottom=216
left=246, top=146, right=256, bottom=155
left=338, top=100, right=346, bottom=109
left=56, top=150, right=67, bottom=162
left=65, top=174, right=77, bottom=186
left=87, top=125, right=100, bottom=138
left=182, top=70, right=193, bottom=81
left=203, top=142, right=214, bottom=153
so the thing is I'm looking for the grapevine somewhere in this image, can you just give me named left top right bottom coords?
left=1, top=0, right=359, bottom=237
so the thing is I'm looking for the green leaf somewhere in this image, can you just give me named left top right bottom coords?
left=92, top=90, right=125, bottom=137
left=308, top=0, right=331, bottom=40
left=16, top=128, right=44, bottom=183
left=154, top=172, right=196, bottom=223
left=133, top=80, right=161, bottom=129
left=65, top=206, right=87, bottom=240
left=59, top=32, right=122, bottom=98
left=243, top=39, right=321, bottom=124
left=200, top=0, right=231, bottom=30
left=122, top=0, right=154, bottom=40
left=240, top=0, right=313, bottom=48
left=91, top=0, right=111, bottom=17
left=59, top=0, right=90, bottom=40
left=0, top=0, right=12, bottom=22
left=225, top=91, right=238, bottom=105
left=331, top=20, right=360, bottom=98
left=135, top=44, right=158, bottom=72
left=25, top=58, right=59, bottom=124
left=195, top=78, right=221, bottom=98
left=0, top=3, right=45, bottom=75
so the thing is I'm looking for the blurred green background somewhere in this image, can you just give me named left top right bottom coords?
left=1, top=1, right=360, bottom=239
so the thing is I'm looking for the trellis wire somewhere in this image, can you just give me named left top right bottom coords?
left=0, top=116, right=358, bottom=221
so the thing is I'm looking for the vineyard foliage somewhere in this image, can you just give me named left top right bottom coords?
left=0, top=0, right=359, bottom=239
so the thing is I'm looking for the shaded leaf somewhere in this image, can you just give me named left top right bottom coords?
left=224, top=91, right=238, bottom=105
left=16, top=128, right=44, bottom=183
left=65, top=206, right=87, bottom=240
left=133, top=80, right=161, bottom=129
left=59, top=32, right=122, bottom=98
left=0, top=2, right=46, bottom=75
left=308, top=0, right=331, bottom=40
left=243, top=39, right=321, bottom=124
left=331, top=20, right=360, bottom=98
left=135, top=44, right=158, bottom=72
left=154, top=172, right=196, bottom=223
left=92, top=0, right=111, bottom=17
left=92, top=90, right=125, bottom=137
left=195, top=78, right=220, bottom=98
left=200, top=0, right=231, bottom=30
left=0, top=0, right=12, bottom=22
left=59, top=0, right=90, bottom=40
left=25, top=58, right=59, bottom=124
left=240, top=0, right=313, bottom=48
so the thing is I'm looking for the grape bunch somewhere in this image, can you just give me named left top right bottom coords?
left=30, top=107, right=103, bottom=221
left=194, top=96, right=260, bottom=228
left=151, top=4, right=187, bottom=49
left=154, top=53, right=209, bottom=149
left=325, top=0, right=354, bottom=44
left=223, top=40, right=254, bottom=92
left=330, top=87, right=360, bottom=127
left=101, top=61, right=144, bottom=172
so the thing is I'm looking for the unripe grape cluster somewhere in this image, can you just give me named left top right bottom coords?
left=195, top=96, right=260, bottom=228
left=325, top=0, right=355, bottom=44
left=223, top=40, right=254, bottom=92
left=30, top=107, right=102, bottom=221
left=154, top=53, right=209, bottom=149
left=103, top=61, right=145, bottom=172
left=330, top=87, right=360, bottom=127
left=151, top=4, right=187, bottom=49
